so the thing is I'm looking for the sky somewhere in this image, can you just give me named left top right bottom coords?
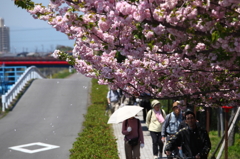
left=0, top=0, right=75, bottom=54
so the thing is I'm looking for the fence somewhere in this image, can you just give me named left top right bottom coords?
left=0, top=66, right=27, bottom=94
left=1, top=66, right=45, bottom=112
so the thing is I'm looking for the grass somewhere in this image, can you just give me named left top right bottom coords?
left=209, top=131, right=240, bottom=159
left=69, top=78, right=119, bottom=159
left=50, top=69, right=76, bottom=78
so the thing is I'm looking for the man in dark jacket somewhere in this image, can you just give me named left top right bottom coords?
left=165, top=111, right=211, bottom=159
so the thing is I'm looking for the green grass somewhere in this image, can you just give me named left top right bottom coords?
left=69, top=79, right=119, bottom=159
left=50, top=69, right=76, bottom=78
left=209, top=131, right=240, bottom=159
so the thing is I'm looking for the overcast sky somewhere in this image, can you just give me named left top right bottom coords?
left=0, top=0, right=75, bottom=54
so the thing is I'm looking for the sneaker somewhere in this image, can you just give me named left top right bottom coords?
left=154, top=156, right=158, bottom=159
left=159, top=153, right=162, bottom=158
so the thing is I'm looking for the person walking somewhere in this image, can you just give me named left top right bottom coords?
left=177, top=108, right=200, bottom=158
left=139, top=93, right=152, bottom=122
left=146, top=100, right=166, bottom=159
left=107, top=89, right=120, bottom=113
left=121, top=94, right=136, bottom=106
left=122, top=116, right=144, bottom=159
left=161, top=101, right=183, bottom=157
left=165, top=111, right=211, bottom=159
left=178, top=108, right=200, bottom=130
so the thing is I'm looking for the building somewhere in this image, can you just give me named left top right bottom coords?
left=0, top=18, right=10, bottom=54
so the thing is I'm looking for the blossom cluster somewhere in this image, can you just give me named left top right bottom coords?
left=17, top=0, right=240, bottom=107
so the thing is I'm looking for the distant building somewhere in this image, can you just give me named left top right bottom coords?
left=0, top=18, right=10, bottom=54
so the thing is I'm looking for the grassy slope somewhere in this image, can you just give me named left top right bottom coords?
left=69, top=79, right=119, bottom=159
left=209, top=131, right=240, bottom=159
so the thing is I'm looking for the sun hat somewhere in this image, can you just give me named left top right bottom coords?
left=172, top=101, right=180, bottom=109
left=151, top=100, right=161, bottom=108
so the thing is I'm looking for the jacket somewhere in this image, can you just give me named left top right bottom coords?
left=122, top=118, right=144, bottom=144
left=161, top=112, right=182, bottom=136
left=165, top=125, right=211, bottom=159
left=107, top=90, right=120, bottom=102
left=146, top=109, right=166, bottom=132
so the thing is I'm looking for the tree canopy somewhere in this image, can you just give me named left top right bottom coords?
left=15, top=0, right=240, bottom=107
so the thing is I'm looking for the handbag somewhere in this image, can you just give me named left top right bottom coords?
left=127, top=137, right=139, bottom=146
left=107, top=103, right=111, bottom=109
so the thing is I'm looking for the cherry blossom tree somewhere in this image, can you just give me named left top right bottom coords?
left=15, top=0, right=240, bottom=107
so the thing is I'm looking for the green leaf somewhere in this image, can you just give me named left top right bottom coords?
left=170, top=34, right=175, bottom=41
left=15, top=0, right=34, bottom=10
left=233, top=18, right=238, bottom=22
left=82, top=36, right=87, bottom=41
left=211, top=31, right=220, bottom=43
left=114, top=51, right=126, bottom=63
left=147, top=40, right=154, bottom=50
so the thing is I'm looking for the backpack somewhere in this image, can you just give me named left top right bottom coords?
left=165, top=113, right=172, bottom=128
left=148, top=111, right=172, bottom=135
left=149, top=109, right=164, bottom=119
left=163, top=113, right=172, bottom=134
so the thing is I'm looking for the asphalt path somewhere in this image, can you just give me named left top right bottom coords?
left=0, top=73, right=91, bottom=159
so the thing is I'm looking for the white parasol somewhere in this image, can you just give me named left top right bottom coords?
left=107, top=105, right=143, bottom=124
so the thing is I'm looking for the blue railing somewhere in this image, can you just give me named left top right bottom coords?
left=1, top=66, right=45, bottom=112
left=0, top=66, right=27, bottom=94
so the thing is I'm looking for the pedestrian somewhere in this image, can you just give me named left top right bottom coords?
left=161, top=101, right=183, bottom=157
left=121, top=94, right=136, bottom=106
left=146, top=100, right=166, bottom=159
left=122, top=116, right=144, bottom=159
left=177, top=108, right=200, bottom=158
left=178, top=108, right=200, bottom=131
left=107, top=88, right=121, bottom=113
left=165, top=111, right=211, bottom=159
left=139, top=93, right=152, bottom=122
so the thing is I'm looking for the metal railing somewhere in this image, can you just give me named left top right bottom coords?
left=1, top=66, right=45, bottom=112
left=0, top=65, right=27, bottom=94
left=215, top=107, right=240, bottom=159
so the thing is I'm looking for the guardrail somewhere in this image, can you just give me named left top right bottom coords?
left=1, top=66, right=45, bottom=112
left=216, top=107, right=240, bottom=159
left=0, top=66, right=27, bottom=94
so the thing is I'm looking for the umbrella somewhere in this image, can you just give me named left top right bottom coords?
left=107, top=105, right=143, bottom=124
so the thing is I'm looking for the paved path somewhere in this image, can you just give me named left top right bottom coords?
left=112, top=109, right=167, bottom=159
left=0, top=73, right=91, bottom=159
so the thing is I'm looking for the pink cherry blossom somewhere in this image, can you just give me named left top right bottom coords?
left=14, top=0, right=240, bottom=107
